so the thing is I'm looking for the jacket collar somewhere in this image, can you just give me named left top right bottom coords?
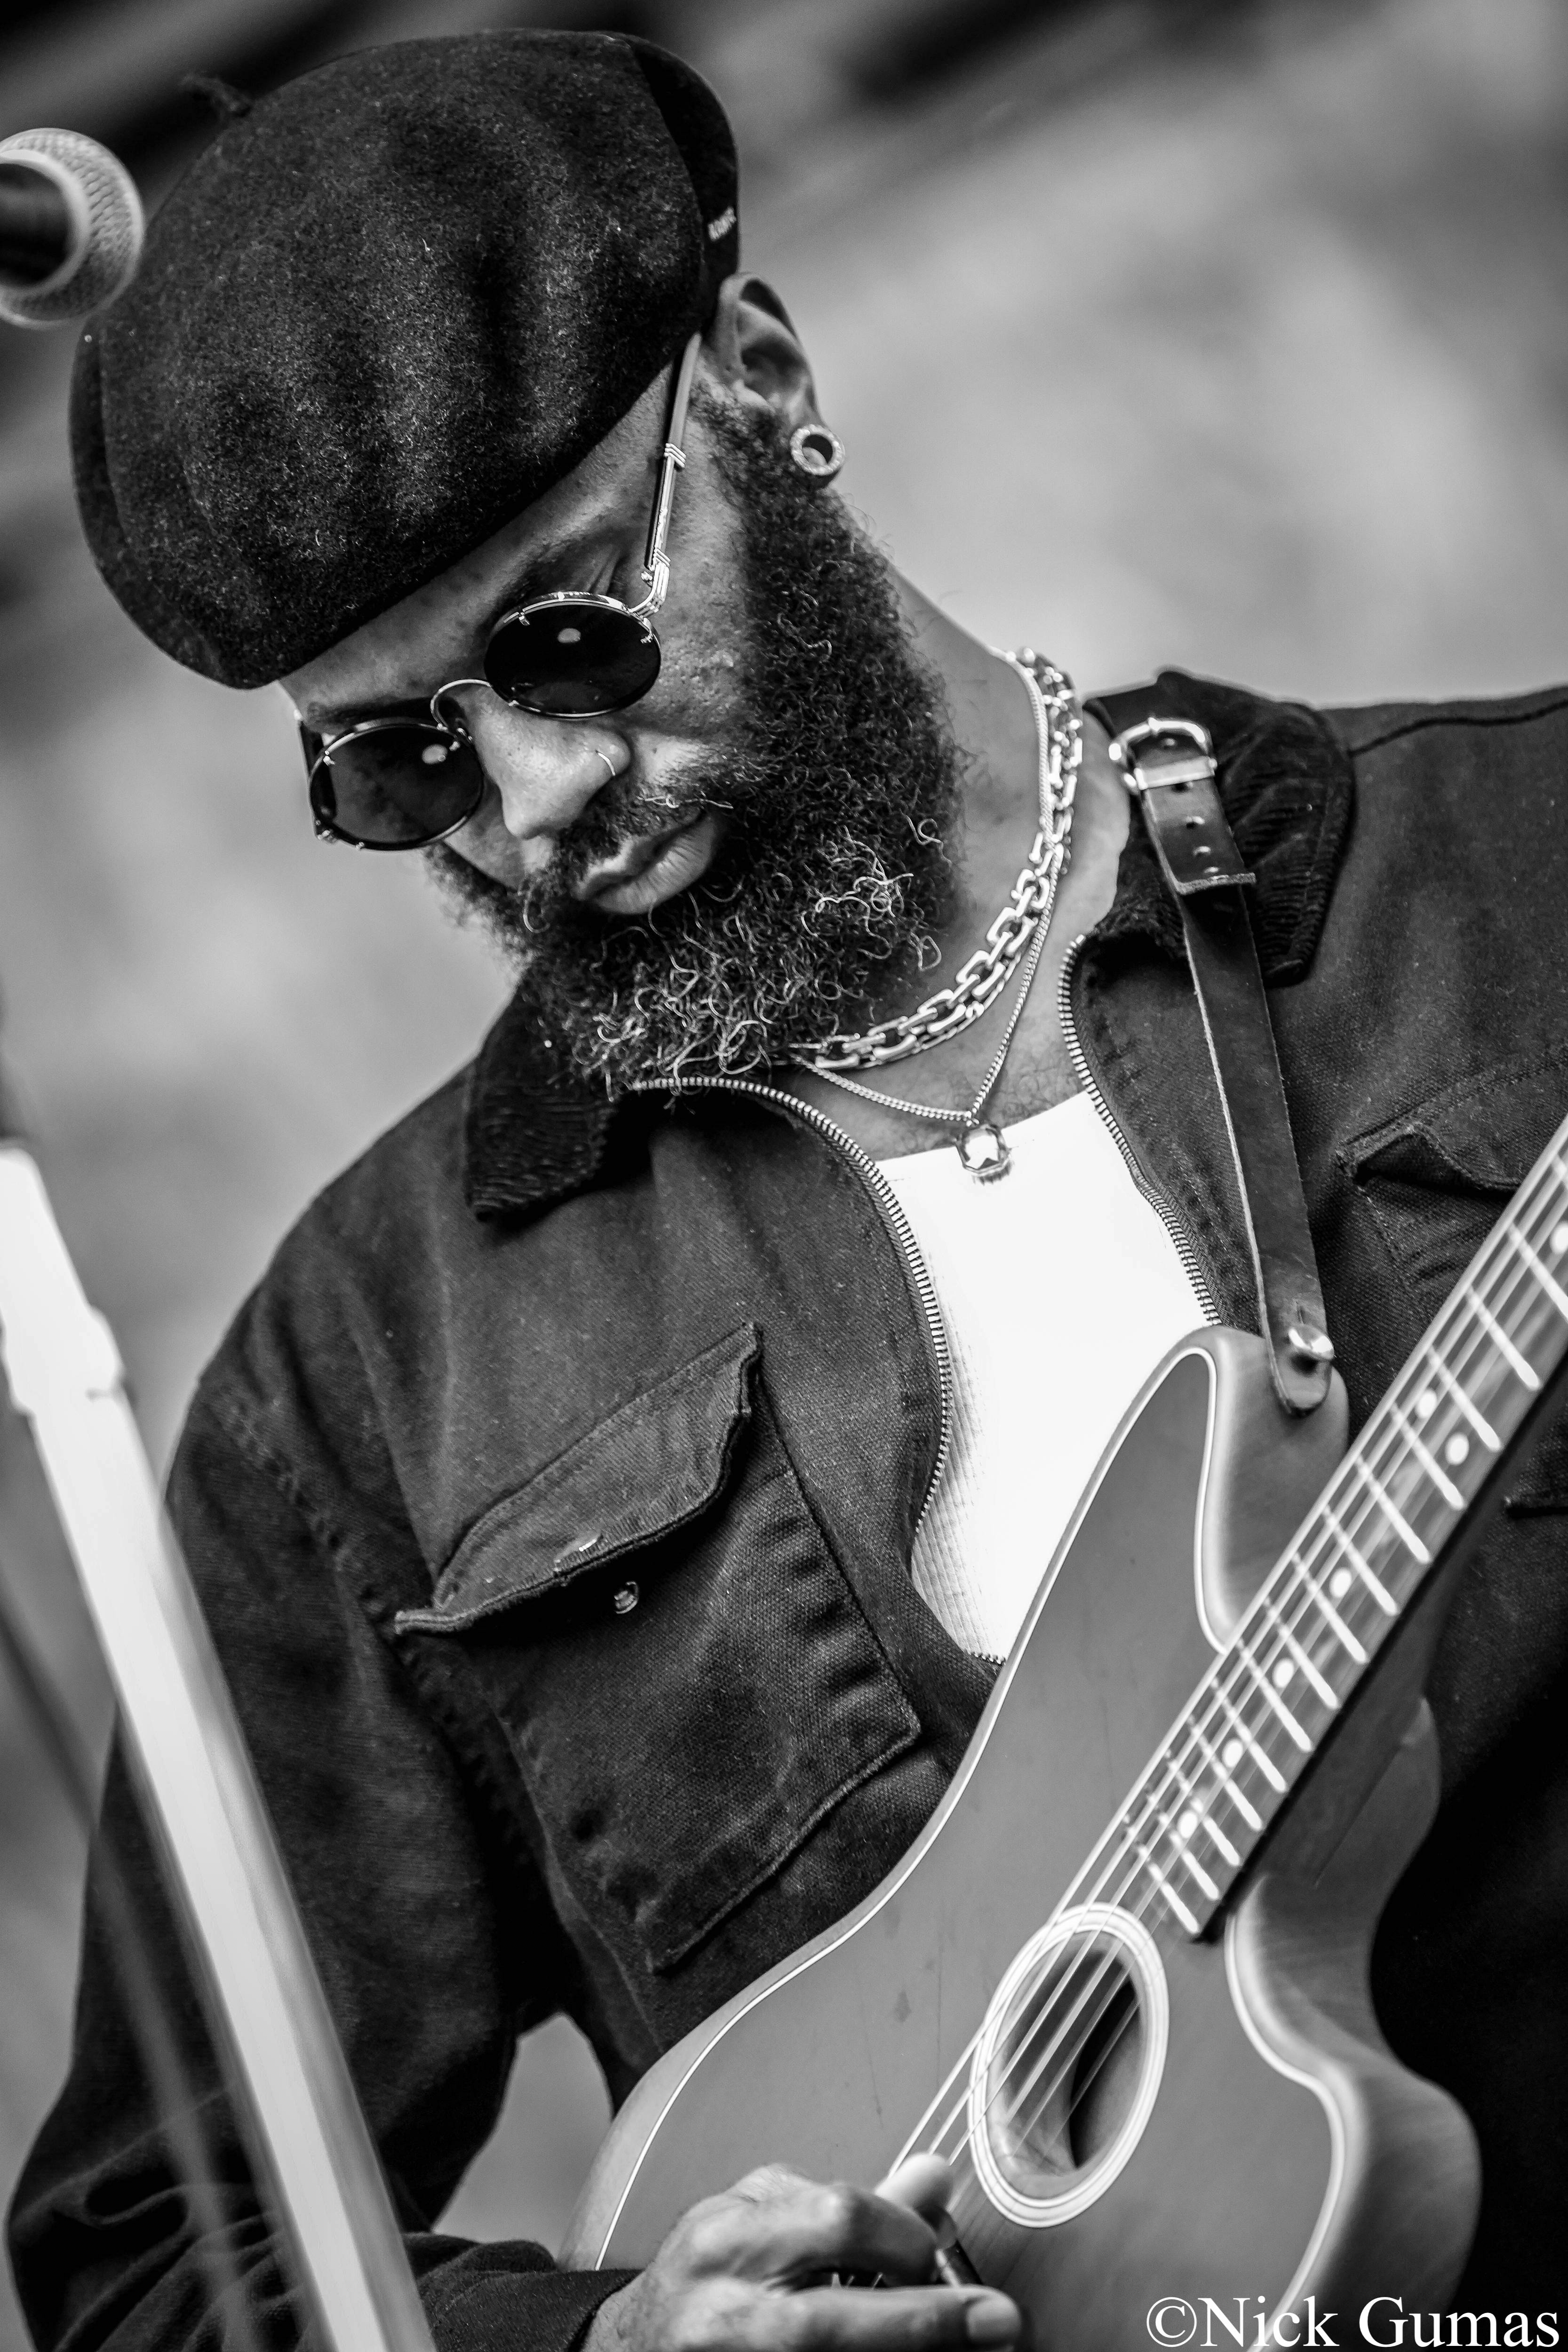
left=462, top=668, right=1354, bottom=1222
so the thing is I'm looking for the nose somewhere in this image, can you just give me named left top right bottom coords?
left=452, top=687, right=622, bottom=854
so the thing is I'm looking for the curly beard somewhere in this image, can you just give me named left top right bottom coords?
left=425, top=388, right=963, bottom=1089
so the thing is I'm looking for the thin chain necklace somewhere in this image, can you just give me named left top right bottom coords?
left=796, top=654, right=1079, bottom=1183
left=797, top=650, right=1079, bottom=1072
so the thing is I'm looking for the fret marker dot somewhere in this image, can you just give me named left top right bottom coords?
left=1329, top=1568, right=1353, bottom=1599
left=1272, top=1659, right=1294, bottom=1689
left=1178, top=1810, right=1199, bottom=1839
left=1415, top=1389, right=1437, bottom=1420
left=1444, top=1433, right=1470, bottom=1466
left=1552, top=1224, right=1568, bottom=1257
left=1222, top=1739, right=1243, bottom=1769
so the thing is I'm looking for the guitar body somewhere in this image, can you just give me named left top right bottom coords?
left=562, top=1330, right=1481, bottom=2327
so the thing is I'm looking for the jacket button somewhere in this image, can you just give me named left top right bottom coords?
left=612, top=1581, right=640, bottom=1616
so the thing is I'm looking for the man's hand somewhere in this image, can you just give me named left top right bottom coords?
left=582, top=2156, right=1021, bottom=2352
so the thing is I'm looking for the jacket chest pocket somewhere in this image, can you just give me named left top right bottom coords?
left=396, top=1324, right=920, bottom=1974
left=1344, top=1043, right=1568, bottom=1512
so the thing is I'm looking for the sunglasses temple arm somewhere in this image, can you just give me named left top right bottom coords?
left=635, top=330, right=703, bottom=615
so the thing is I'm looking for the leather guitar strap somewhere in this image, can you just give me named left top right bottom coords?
left=1083, top=686, right=1334, bottom=1416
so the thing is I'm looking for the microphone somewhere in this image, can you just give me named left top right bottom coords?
left=0, top=128, right=143, bottom=329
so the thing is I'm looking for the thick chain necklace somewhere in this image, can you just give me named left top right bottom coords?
left=795, top=652, right=1080, bottom=1182
left=795, top=649, right=1080, bottom=1073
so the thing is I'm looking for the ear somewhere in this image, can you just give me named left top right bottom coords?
left=701, top=273, right=826, bottom=435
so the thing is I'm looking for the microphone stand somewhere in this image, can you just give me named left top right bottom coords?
left=0, top=1139, right=435, bottom=2352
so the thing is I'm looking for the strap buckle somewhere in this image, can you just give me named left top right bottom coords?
left=1107, top=715, right=1218, bottom=795
left=1107, top=713, right=1253, bottom=895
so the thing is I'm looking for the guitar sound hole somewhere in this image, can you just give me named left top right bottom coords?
left=967, top=1897, right=1173, bottom=2233
left=983, top=1933, right=1143, bottom=2193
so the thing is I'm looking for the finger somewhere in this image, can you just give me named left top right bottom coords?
left=731, top=2164, right=816, bottom=2205
left=875, top=2155, right=955, bottom=2242
left=691, top=2178, right=939, bottom=2285
left=779, top=2284, right=1021, bottom=2351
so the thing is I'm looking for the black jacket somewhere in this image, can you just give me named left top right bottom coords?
left=12, top=673, right=1568, bottom=2348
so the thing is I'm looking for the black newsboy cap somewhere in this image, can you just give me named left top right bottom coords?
left=71, top=31, right=740, bottom=687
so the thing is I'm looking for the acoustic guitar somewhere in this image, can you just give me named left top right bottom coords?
left=560, top=1105, right=1568, bottom=2330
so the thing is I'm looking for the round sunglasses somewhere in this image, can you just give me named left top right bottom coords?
left=300, top=333, right=702, bottom=851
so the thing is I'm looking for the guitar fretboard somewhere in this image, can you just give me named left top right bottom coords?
left=1097, top=1115, right=1568, bottom=1941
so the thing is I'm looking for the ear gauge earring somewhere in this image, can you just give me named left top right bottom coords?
left=789, top=423, right=846, bottom=481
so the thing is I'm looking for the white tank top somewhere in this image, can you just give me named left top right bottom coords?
left=878, top=1091, right=1210, bottom=1660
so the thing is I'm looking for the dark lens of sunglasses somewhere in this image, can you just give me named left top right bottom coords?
left=486, top=601, right=662, bottom=716
left=313, top=726, right=484, bottom=849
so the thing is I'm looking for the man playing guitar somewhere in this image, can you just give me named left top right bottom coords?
left=11, top=29, right=1567, bottom=2347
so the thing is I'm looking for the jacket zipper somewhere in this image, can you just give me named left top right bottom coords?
left=1057, top=934, right=1221, bottom=1325
left=630, top=1074, right=955, bottom=1534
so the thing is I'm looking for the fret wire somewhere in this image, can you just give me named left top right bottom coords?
left=1467, top=1155, right=1568, bottom=1322
left=1279, top=1491, right=1401, bottom=1663
left=1409, top=1160, right=1565, bottom=1414
left=1171, top=1835, right=1221, bottom=1902
left=1234, top=1632, right=1320, bottom=1761
left=1423, top=1325, right=1508, bottom=1444
left=1130, top=1383, right=1441, bottom=1889
left=1354, top=1411, right=1439, bottom=1543
left=1093, top=1666, right=1272, bottom=1936
left=1108, top=1140, right=1568, bottom=1935
left=1251, top=1519, right=1386, bottom=1708
left=1185, top=1717, right=1262, bottom=1830
left=1480, top=1187, right=1568, bottom=1377
left=1159, top=1753, right=1214, bottom=1864
left=1102, top=1126, right=1568, bottom=1947
left=1197, top=1811, right=1242, bottom=1867
left=1505, top=1223, right=1568, bottom=1322
left=1354, top=1454, right=1431, bottom=1565
left=1225, top=1162, right=1567, bottom=1827
left=1322, top=1489, right=1405, bottom=1603
left=1465, top=1282, right=1541, bottom=1390
left=1400, top=1393, right=1479, bottom=1502
left=1119, top=1532, right=1380, bottom=1926
left=950, top=1162, right=1558, bottom=2132
left=1114, top=1653, right=1289, bottom=1917
left=1146, top=1787, right=1223, bottom=1901
left=1134, top=1844, right=1201, bottom=1934
left=1233, top=1642, right=1314, bottom=1749
left=1393, top=1281, right=1542, bottom=1471
left=1212, top=1685, right=1289, bottom=1793
left=1351, top=1441, right=1443, bottom=1557
left=1476, top=1232, right=1561, bottom=1374
left=1387, top=1399, right=1465, bottom=1509
left=1421, top=1345, right=1500, bottom=1449
left=1282, top=1545, right=1368, bottom=1662
left=1257, top=1151, right=1568, bottom=1650
left=1250, top=1597, right=1352, bottom=1728
left=1401, top=1361, right=1483, bottom=1471
left=1260, top=1594, right=1340, bottom=1707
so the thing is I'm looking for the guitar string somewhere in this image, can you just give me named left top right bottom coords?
left=887, top=1160, right=1568, bottom=2210
left=946, top=1200, right=1560, bottom=2185
left=899, top=1167, right=1567, bottom=2210
left=903, top=1312, right=1515, bottom=2216
left=931, top=1191, right=1566, bottom=2208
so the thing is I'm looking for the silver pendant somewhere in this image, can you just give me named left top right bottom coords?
left=957, top=1121, right=1011, bottom=1181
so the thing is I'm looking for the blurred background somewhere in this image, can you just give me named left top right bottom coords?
left=1, top=0, right=1567, bottom=2343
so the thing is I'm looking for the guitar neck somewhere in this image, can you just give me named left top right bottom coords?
left=1107, top=1109, right=1568, bottom=1941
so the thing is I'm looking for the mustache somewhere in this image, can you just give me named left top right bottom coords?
left=541, top=765, right=728, bottom=883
